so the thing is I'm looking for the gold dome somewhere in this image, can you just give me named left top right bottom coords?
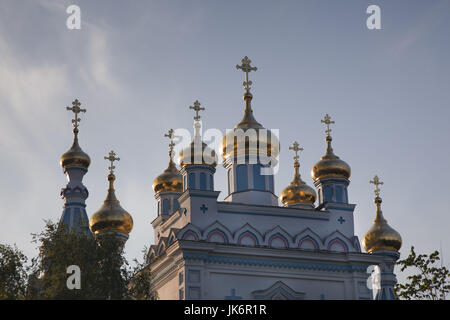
left=222, top=93, right=280, bottom=162
left=60, top=135, right=90, bottom=169
left=179, top=140, right=218, bottom=168
left=90, top=173, right=133, bottom=236
left=153, top=160, right=183, bottom=193
left=281, top=142, right=316, bottom=206
left=362, top=196, right=402, bottom=253
left=311, top=135, right=350, bottom=181
left=280, top=174, right=316, bottom=206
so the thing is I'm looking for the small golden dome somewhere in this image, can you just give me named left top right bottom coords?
left=60, top=136, right=90, bottom=169
left=281, top=142, right=316, bottom=206
left=362, top=196, right=402, bottom=253
left=311, top=136, right=350, bottom=181
left=153, top=160, right=183, bottom=193
left=90, top=174, right=133, bottom=236
left=222, top=93, right=280, bottom=162
left=179, top=140, right=218, bottom=168
left=280, top=176, right=316, bottom=206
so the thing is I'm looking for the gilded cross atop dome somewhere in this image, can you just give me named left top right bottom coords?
left=189, top=100, right=205, bottom=121
left=105, top=150, right=120, bottom=175
left=289, top=141, right=303, bottom=163
left=236, top=56, right=257, bottom=93
left=66, top=99, right=86, bottom=133
left=164, top=128, right=177, bottom=161
left=370, top=175, right=384, bottom=198
left=321, top=114, right=335, bottom=137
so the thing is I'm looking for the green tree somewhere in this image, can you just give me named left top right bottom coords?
left=127, top=248, right=158, bottom=300
left=1, top=220, right=156, bottom=300
left=30, top=220, right=129, bottom=299
left=0, top=243, right=29, bottom=299
left=395, top=246, right=450, bottom=300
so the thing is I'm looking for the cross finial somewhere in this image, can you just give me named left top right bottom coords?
left=104, top=150, right=120, bottom=175
left=370, top=175, right=384, bottom=197
left=289, top=141, right=304, bottom=163
left=66, top=99, right=86, bottom=132
left=321, top=114, right=335, bottom=137
left=236, top=56, right=257, bottom=92
left=189, top=100, right=205, bottom=121
left=164, top=128, right=177, bottom=161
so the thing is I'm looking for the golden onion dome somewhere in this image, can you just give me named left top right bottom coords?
left=222, top=93, right=280, bottom=162
left=311, top=135, right=350, bottom=181
left=362, top=196, right=402, bottom=253
left=179, top=140, right=218, bottom=168
left=153, top=160, right=183, bottom=193
left=280, top=171, right=316, bottom=206
left=90, top=172, right=133, bottom=237
left=281, top=142, right=316, bottom=206
left=60, top=134, right=91, bottom=169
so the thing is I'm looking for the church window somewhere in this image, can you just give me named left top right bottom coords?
left=162, top=198, right=170, bottom=215
left=179, top=288, right=184, bottom=300
left=227, top=168, right=232, bottom=194
left=236, top=165, right=248, bottom=191
left=335, top=186, right=343, bottom=203
left=200, top=172, right=207, bottom=190
left=173, top=199, right=180, bottom=212
left=253, top=164, right=266, bottom=191
left=323, top=185, right=332, bottom=202
left=209, top=174, right=214, bottom=191
left=179, top=272, right=183, bottom=285
left=268, top=174, right=274, bottom=193
left=189, top=173, right=196, bottom=189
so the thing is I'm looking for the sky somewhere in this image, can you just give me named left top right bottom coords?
left=1, top=0, right=450, bottom=286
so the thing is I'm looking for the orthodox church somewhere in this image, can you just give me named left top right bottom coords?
left=57, top=57, right=402, bottom=300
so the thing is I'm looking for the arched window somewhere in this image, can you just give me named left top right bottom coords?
left=200, top=172, right=207, bottom=190
left=236, top=165, right=248, bottom=192
left=162, top=198, right=170, bottom=215
left=189, top=173, right=196, bottom=189
left=209, top=174, right=214, bottom=191
left=253, top=164, right=265, bottom=191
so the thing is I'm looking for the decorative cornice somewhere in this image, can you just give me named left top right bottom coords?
left=183, top=252, right=369, bottom=273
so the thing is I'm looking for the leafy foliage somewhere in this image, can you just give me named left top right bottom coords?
left=0, top=243, right=29, bottom=299
left=0, top=220, right=157, bottom=300
left=127, top=248, right=158, bottom=300
left=395, top=246, right=450, bottom=300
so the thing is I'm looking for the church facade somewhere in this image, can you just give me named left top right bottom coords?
left=147, top=57, right=402, bottom=300
left=57, top=57, right=402, bottom=300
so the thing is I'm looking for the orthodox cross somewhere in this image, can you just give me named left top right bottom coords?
left=370, top=175, right=383, bottom=197
left=289, top=141, right=303, bottom=163
left=189, top=100, right=205, bottom=121
left=321, top=114, right=335, bottom=137
left=164, top=128, right=176, bottom=161
left=200, top=204, right=208, bottom=214
left=105, top=150, right=120, bottom=175
left=66, top=99, right=86, bottom=131
left=236, top=56, right=257, bottom=92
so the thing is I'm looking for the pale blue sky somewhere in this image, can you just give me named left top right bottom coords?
left=1, top=0, right=449, bottom=285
